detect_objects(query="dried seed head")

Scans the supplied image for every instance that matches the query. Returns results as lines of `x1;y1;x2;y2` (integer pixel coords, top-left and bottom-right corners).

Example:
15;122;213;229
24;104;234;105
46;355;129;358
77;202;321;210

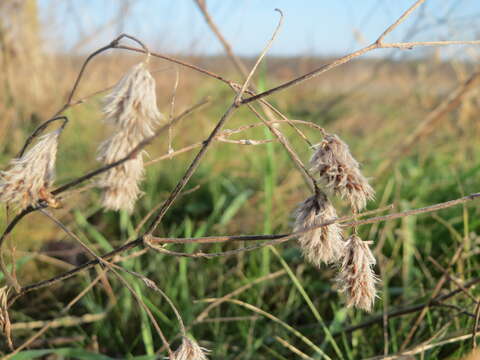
104;62;163;138
310;134;375;212
293;191;344;266
171;337;209;360
0;130;60;209
336;234;378;312
98;62;163;212
97;131;145;213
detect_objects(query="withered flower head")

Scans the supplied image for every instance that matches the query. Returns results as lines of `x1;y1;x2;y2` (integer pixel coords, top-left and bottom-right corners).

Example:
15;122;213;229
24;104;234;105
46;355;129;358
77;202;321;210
171;336;209;360
293;191;344;266
336;234;378;312
0;130;61;209
103;62;163;138
97;130;145;213
310;134;374;212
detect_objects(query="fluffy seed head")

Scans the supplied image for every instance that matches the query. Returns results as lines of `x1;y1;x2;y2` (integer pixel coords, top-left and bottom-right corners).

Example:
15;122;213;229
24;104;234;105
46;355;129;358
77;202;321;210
310;134;375;212
294;191;345;266
170;337;209;360
97;130;145;213
98;62;163;212
336;234;378;312
0;130;60;209
104;62;163;138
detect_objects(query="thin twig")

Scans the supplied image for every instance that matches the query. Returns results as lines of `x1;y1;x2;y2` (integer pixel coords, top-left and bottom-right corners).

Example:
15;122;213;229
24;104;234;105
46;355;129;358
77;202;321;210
236;9;284;103
16;116;68;158
428;256;478;303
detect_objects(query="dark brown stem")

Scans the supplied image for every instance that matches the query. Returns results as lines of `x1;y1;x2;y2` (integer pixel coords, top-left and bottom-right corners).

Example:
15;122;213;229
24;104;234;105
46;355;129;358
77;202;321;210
145;193;480;246
17;116;68;158
8;238;143;306
145;102;238;235
62;33;149;112
115;45;232;85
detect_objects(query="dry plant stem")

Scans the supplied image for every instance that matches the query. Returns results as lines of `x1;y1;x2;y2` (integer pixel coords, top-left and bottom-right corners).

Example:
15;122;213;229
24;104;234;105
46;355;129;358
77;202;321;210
8;193;478;305
247;104;317;191
157;270;286;354
61;33;149;112
38;210;173;355
473;302;480;348
146;118;313;166
241;1;479;105
0;98;209;283
194;270;286;323
6;271;105;358
108;9;478;111
144;11;283;235
337;276;480;336
400;246;464;350
194;0;313;147
428;256;478;303
9;238;142;305
116;45;231;85
109;268;173;357
258;100;317;145
148;193;479;246
12;313;105;331
274;335;314;360
148;205;392;246
17;116;68;158
168;68;180;154
201;298;331;359
368;329;480;360
52;97;209;196
236;8;284;102
376;0;426;44
193;0;249;77
144;102;237;235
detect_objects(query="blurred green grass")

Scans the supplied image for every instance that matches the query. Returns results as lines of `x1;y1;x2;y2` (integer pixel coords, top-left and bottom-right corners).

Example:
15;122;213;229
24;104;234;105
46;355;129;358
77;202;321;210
2;64;480;360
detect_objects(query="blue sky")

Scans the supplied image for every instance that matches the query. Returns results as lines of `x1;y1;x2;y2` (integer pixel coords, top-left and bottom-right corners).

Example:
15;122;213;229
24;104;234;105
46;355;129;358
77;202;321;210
38;0;480;57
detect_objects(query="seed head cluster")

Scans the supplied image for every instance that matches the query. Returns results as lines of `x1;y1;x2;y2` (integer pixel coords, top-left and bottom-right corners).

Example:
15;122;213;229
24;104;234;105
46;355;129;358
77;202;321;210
336;234;377;312
293;132;378;311
97;62;163;212
294;191;344;266
171;337;209;360
310;134;374;212
0;130;61;209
